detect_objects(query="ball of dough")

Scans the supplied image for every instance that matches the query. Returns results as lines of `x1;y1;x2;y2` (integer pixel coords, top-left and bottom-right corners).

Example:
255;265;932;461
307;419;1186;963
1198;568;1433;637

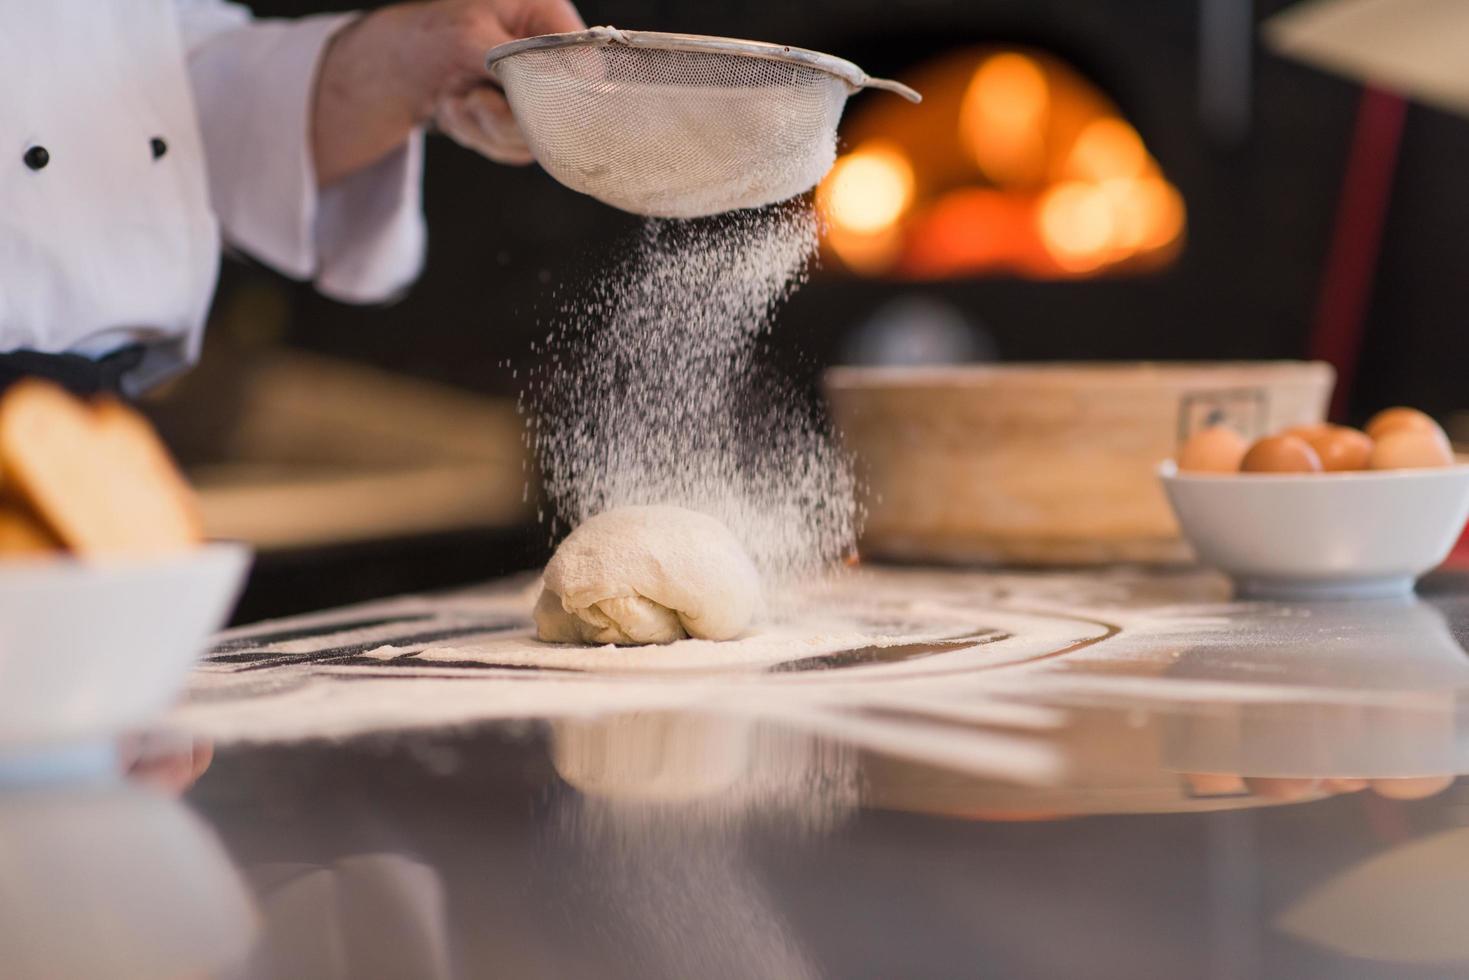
534;505;762;646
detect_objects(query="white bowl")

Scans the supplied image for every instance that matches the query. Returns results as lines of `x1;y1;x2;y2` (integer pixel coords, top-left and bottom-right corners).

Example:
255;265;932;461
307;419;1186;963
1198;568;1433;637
0;543;251;751
1159;463;1469;599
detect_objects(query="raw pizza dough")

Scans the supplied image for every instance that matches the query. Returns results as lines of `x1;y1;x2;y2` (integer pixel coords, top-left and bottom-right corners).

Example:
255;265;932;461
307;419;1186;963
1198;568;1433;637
534;505;762;645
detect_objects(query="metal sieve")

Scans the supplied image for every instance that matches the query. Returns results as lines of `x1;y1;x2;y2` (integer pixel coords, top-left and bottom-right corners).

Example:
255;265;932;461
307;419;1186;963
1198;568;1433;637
485;26;921;219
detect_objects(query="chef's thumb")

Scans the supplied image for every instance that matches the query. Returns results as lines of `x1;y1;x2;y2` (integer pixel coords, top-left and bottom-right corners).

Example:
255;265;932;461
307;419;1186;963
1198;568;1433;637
435;87;535;166
521;0;587;37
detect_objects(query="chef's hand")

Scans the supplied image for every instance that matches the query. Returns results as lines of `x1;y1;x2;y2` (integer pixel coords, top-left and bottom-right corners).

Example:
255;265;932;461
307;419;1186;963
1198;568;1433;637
312;0;586;186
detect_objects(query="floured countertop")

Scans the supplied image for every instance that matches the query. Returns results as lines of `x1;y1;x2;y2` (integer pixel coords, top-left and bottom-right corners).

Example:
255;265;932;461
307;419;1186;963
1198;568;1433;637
173;564;1469;786
19;564;1469;980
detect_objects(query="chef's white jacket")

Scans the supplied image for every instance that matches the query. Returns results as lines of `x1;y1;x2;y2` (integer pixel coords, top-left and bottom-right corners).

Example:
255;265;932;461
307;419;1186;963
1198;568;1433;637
0;0;426;390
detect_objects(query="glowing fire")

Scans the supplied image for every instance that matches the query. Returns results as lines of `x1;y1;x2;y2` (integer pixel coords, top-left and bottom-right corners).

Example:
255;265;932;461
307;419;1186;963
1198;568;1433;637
1065;117;1151;182
821;141;915;235
1037;181;1118;272
816;47;1186;280
819;141;916;272
1100;176;1185;252
961;53;1051;187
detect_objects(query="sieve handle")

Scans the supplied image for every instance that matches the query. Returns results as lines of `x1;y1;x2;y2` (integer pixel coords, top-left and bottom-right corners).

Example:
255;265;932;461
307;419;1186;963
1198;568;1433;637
863;77;922;103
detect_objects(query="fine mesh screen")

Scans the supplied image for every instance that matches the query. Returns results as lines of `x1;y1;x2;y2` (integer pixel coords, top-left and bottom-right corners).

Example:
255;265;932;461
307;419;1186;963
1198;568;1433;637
496;45;852;218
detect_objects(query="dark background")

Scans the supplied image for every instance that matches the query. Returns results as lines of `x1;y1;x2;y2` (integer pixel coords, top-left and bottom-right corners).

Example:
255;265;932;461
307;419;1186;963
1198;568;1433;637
211;0;1469;423
190;0;1469;620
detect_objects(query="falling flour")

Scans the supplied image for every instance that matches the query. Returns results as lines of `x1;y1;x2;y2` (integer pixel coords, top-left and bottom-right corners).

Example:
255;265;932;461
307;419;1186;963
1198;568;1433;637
525;201;858;588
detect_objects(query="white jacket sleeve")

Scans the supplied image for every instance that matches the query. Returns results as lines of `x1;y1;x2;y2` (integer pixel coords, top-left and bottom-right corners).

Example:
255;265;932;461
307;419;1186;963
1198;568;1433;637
175;1;427;303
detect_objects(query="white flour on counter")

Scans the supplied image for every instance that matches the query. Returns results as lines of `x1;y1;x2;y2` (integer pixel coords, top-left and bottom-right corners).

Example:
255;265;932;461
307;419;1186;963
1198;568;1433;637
524;202;858;585
172;569;1118;782
173;566;1469;790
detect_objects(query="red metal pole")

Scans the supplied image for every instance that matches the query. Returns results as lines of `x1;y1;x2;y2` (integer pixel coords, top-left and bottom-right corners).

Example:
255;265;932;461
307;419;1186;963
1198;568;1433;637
1306;86;1408;422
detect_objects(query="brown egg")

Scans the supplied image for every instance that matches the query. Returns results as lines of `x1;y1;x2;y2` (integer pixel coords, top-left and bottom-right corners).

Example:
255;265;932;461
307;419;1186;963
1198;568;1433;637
1365;406;1441;441
1177;425;1248;473
1368;427;1454;470
1282;422;1333;442
1240;434;1323;473
1304;426;1374;472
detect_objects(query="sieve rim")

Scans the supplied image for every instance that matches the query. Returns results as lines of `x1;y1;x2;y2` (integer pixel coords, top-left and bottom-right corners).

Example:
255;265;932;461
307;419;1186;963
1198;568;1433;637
485;26;922;103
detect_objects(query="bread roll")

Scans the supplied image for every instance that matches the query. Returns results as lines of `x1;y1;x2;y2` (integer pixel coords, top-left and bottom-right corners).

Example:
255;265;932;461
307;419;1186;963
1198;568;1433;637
0;380;202;555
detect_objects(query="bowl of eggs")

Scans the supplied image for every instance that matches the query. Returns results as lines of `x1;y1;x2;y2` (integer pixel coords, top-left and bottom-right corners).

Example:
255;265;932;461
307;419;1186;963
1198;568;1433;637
1160;408;1469;599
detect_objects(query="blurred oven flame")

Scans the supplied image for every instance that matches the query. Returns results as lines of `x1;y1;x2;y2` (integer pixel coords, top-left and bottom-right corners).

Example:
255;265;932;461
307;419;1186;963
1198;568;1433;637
1037;181;1118;272
819;141;915;273
818;46;1187;280
961;53;1051;186
1099;176;1185;252
900;189;1048;279
820;141;915;234
1064;117;1152;182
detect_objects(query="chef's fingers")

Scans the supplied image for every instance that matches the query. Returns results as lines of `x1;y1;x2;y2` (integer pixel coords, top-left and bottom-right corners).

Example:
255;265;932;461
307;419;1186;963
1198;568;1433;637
1369;775;1456;800
519;0;586;37
436;87;535;165
455;0;585;78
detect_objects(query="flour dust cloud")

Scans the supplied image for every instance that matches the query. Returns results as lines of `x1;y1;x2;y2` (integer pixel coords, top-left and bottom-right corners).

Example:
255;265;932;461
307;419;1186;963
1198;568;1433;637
525;202;858;584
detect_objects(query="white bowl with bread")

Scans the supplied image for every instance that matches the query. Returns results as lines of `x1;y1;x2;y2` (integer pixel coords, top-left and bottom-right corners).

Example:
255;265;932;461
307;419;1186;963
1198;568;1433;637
1160;407;1469;599
0;381;251;754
